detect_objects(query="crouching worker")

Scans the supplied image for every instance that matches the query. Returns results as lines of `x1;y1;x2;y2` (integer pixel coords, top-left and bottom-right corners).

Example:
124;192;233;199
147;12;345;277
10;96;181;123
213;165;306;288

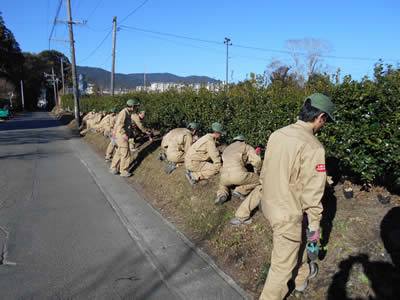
259;93;335;300
184;122;225;184
96;108;117;136
215;135;261;205
109;99;139;177
159;122;199;174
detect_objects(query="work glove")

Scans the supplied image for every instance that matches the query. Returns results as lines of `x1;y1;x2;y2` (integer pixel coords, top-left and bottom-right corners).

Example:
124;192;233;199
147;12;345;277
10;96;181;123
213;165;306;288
255;147;261;153
112;134;116;139
306;229;320;261
123;135;129;141
307;230;320;243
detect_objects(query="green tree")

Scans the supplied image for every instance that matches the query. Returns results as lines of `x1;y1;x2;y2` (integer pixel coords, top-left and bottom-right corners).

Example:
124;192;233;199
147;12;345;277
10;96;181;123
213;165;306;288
0;12;24;85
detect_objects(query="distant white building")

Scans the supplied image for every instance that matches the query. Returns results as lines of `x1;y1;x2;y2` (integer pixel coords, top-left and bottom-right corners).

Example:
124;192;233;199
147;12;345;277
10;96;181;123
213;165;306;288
146;82;221;93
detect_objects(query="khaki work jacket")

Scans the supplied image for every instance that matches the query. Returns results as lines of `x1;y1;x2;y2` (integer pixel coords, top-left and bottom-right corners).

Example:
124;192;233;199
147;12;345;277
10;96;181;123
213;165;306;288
221;141;261;174
130;114;148;137
161;128;193;153
83;111;96;122
97;114;115;132
185;134;221;166
261;120;326;232
114;108;132;141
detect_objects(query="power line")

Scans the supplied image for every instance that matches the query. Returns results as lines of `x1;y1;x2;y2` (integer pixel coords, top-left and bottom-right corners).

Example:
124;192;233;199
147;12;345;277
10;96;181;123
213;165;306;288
48;0;63;49
86;0;104;21
119;0;151;24
120;25;398;63
120;25;222;45
78;29;113;64
120;27;224;54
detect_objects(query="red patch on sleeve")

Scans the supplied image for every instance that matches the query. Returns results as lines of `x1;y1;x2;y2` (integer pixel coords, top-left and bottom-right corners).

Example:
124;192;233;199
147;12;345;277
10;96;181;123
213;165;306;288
315;164;326;172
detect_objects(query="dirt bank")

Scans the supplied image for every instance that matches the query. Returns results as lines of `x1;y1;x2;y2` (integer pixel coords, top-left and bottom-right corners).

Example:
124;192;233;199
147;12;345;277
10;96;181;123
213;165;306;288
80;127;400;300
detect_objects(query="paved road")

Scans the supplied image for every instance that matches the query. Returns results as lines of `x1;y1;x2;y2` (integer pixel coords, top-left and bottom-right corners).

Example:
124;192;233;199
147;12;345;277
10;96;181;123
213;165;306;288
0;112;250;300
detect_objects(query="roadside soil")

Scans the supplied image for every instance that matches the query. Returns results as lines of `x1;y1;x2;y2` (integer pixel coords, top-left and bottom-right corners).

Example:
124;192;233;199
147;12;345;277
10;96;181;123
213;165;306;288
61;114;400;300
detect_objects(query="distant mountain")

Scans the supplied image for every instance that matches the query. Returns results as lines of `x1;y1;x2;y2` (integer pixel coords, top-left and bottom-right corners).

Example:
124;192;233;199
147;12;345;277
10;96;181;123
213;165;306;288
76;66;220;89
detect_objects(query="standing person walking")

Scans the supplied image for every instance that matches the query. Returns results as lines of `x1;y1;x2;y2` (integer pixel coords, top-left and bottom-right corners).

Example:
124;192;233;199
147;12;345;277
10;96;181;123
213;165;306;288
109;99;139;177
259;93;335;300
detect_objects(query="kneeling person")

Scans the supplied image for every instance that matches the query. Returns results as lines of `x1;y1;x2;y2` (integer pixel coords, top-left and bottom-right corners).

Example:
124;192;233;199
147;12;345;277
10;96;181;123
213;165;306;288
160;122;199;174
184;122;225;184
215;135;261;205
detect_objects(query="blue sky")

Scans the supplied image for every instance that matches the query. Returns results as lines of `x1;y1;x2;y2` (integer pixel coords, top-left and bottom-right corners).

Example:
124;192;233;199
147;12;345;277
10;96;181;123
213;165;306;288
2;0;399;82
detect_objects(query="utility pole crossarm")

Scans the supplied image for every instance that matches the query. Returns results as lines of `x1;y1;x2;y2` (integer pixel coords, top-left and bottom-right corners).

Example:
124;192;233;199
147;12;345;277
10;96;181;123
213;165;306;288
56;20;87;25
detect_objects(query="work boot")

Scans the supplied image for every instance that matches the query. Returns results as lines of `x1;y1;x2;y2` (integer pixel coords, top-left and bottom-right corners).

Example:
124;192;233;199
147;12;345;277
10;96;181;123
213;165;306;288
185;170;197;185
232;191;246;201
230;217;252;226
105;157;112;162
214;193;228;205
295;262;319;292
165;162;177;174
120;172;132;178
157;153;167;161
109;169;119;175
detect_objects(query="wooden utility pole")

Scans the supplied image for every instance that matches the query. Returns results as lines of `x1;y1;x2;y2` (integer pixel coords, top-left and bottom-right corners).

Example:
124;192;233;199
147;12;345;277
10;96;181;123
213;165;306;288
53;2;85;124
111;16;117;96
20;80;25;110
60;57;65;95
66;0;80;126
224;37;232;90
51;67;57;107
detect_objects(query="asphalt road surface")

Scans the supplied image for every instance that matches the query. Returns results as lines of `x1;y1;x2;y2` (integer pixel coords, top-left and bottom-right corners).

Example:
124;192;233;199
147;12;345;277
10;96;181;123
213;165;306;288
0;112;249;300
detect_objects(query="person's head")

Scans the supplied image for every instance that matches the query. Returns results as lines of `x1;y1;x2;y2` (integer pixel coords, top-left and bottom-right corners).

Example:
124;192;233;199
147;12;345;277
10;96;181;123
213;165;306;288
91;109;96;114
211;122;226;139
232;135;245;143
110;108;117;115
187;122;199;135
102;110;107;116
138;111;146;119
126;99;140;111
298;93;335;133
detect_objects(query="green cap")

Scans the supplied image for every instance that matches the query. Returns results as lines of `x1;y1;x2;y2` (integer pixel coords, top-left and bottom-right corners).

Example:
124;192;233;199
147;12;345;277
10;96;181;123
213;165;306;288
232;135;245;142
127;99;140;106
139;110;146;114
211;122;226;135
110;108;117;113
187;122;199;130
306;93;335;121
91;108;96;112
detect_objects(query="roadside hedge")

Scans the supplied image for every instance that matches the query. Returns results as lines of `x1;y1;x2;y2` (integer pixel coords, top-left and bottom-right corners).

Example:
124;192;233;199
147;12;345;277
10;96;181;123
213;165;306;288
61;63;400;186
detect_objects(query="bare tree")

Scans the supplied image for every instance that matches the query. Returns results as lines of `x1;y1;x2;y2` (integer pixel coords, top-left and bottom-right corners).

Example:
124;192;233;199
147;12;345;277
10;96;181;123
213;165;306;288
285;38;333;84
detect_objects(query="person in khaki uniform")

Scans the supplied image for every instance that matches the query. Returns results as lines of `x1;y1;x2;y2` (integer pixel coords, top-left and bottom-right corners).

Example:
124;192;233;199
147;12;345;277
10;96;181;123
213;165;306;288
79;109;96;131
184;122;225;184
259;93;335;300
80;111;104;135
159;122;199;174
129;110;152;152
215;135;261;205
96;108;117;136
109;99;139;177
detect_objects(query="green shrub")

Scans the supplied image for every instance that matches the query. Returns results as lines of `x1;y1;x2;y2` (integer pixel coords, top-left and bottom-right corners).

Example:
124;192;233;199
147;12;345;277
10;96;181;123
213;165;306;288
60;63;400;186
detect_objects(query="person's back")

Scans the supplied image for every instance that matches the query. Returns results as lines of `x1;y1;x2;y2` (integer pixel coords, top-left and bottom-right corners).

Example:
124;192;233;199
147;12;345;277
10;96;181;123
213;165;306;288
262;121;325;226
165;128;192;152
185;134;215;162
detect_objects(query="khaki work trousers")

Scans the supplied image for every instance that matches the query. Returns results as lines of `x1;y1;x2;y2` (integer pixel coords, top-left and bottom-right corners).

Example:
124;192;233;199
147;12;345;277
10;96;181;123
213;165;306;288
235;185;262;219
105;139;115;159
259;222;309;300
166;148;185;164
217;169;259;197
110;140;131;175
186;160;220;181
